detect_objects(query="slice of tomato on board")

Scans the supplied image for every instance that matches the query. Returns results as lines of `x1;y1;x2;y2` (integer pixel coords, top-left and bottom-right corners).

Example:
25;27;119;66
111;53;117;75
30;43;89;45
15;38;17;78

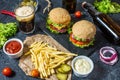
76;41;85;45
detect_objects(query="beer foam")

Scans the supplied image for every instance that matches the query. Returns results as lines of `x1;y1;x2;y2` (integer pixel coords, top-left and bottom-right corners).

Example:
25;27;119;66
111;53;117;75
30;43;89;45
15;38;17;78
15;6;34;16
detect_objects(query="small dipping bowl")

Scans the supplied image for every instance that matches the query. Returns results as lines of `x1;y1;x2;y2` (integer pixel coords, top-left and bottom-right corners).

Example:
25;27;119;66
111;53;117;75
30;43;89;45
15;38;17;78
3;38;23;58
72;55;94;77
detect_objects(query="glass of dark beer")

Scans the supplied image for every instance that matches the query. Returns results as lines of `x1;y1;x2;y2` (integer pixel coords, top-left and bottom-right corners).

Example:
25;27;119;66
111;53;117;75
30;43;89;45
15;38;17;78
15;5;35;34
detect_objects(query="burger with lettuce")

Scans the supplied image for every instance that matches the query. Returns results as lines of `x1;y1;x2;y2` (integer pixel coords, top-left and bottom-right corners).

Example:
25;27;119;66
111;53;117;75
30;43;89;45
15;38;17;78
46;7;71;33
69;20;96;48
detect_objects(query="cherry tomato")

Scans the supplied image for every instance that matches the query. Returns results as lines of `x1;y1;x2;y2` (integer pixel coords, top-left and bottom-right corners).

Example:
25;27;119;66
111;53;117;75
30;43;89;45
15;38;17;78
31;69;40;78
2;67;12;77
74;11;82;18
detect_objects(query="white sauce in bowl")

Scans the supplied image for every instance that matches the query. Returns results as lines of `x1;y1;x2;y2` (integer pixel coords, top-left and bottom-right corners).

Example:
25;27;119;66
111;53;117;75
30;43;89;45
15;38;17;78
75;58;91;74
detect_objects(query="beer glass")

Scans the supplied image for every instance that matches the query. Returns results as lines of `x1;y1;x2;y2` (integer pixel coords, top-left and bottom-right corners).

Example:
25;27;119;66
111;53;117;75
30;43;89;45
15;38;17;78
15;5;35;34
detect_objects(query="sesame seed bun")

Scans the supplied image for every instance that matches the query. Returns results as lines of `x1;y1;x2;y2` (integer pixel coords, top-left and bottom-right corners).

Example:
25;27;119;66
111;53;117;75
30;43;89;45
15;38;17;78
49;7;71;25
72;20;96;40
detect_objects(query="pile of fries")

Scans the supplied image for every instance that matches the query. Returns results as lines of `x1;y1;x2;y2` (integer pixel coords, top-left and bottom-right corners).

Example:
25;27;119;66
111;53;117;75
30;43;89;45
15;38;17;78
24;41;77;79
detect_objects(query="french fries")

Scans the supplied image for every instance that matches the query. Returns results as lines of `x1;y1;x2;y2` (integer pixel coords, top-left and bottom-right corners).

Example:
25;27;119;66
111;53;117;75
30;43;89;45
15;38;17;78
24;41;77;79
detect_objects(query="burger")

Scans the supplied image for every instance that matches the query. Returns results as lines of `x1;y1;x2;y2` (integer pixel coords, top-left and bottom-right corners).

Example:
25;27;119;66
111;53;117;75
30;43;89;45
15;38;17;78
69;20;96;48
46;7;71;33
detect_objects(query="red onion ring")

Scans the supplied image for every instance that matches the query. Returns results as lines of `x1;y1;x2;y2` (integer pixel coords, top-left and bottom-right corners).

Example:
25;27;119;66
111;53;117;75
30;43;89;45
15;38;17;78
99;46;118;65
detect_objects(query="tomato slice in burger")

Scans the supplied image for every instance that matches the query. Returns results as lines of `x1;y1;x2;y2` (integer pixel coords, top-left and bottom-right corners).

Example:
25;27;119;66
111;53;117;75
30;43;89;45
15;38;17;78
70;33;90;46
70;33;77;43
76;39;90;45
76;41;84;45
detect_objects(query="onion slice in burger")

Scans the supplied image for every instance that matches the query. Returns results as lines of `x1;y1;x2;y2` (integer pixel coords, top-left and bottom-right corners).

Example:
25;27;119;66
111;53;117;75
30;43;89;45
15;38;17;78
99;46;118;65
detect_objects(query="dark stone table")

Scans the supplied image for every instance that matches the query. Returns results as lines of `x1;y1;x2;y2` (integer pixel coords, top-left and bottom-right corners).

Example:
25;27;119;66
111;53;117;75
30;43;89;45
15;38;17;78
0;0;120;80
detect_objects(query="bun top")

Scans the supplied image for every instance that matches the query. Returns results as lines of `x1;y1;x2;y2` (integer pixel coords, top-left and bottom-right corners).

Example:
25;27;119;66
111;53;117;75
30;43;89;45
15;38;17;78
72;20;96;40
49;7;71;25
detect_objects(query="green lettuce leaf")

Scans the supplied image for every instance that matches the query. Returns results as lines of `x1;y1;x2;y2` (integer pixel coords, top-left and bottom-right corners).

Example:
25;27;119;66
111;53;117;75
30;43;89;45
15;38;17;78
0;22;17;48
94;0;120;14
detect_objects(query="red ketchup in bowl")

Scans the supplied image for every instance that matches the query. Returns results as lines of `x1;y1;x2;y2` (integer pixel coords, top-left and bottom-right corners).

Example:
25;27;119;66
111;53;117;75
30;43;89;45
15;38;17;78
5;41;21;54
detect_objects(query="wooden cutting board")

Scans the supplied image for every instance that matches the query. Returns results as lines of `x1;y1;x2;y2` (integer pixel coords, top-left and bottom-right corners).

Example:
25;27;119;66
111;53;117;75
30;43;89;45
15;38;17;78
19;34;72;80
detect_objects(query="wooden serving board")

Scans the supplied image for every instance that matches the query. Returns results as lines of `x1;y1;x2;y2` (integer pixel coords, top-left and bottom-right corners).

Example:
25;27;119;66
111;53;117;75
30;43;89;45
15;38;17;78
19;34;72;80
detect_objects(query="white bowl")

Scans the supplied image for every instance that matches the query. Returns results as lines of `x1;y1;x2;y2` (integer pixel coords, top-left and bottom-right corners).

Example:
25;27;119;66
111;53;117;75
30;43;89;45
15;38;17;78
3;38;24;58
72;55;94;77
